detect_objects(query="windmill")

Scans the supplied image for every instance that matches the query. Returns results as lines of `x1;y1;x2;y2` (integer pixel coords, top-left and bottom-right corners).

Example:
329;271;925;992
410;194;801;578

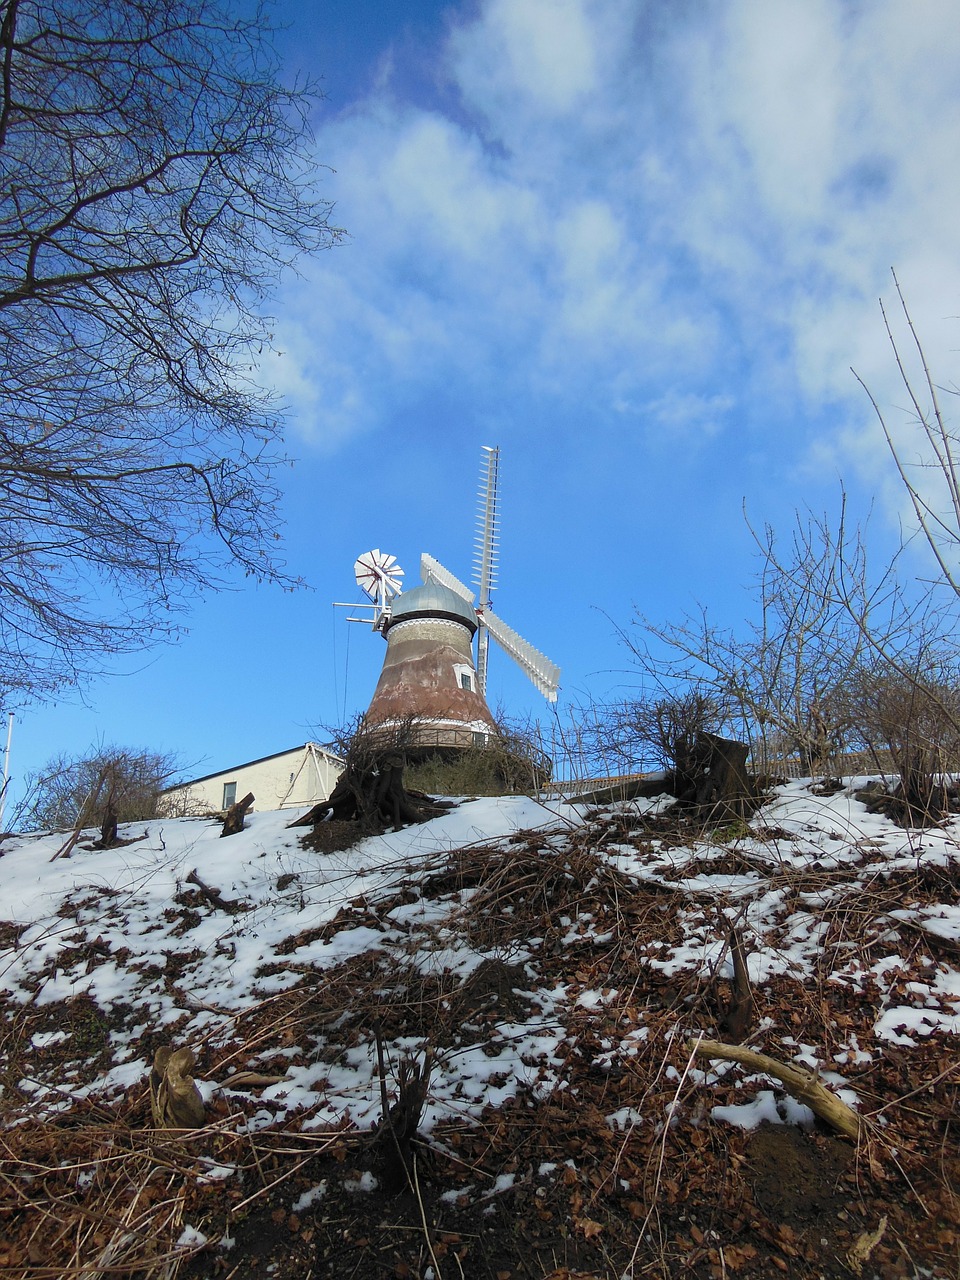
343;446;560;749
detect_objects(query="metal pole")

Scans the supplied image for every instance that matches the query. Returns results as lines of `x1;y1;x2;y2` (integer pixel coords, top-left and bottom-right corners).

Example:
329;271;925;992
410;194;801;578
0;711;14;830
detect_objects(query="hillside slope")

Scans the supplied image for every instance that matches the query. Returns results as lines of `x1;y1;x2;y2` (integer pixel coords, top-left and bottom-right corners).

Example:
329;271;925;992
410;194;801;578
0;781;957;1278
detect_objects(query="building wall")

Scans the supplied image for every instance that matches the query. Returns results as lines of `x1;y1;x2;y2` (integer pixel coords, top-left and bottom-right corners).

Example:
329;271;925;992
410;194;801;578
161;743;343;815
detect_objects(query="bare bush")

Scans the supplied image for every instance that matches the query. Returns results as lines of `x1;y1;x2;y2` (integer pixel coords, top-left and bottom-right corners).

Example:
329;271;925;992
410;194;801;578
24;745;181;833
588;687;728;777
322;711;551;811
842;661;960;822
625;511;877;776
405;712;551;796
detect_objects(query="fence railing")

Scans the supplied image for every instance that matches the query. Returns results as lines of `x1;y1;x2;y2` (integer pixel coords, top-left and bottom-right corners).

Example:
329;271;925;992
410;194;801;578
544;751;899;798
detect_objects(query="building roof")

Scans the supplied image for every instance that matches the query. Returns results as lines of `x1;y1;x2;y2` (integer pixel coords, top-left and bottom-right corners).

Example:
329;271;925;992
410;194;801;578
163;742;343;791
386;581;478;633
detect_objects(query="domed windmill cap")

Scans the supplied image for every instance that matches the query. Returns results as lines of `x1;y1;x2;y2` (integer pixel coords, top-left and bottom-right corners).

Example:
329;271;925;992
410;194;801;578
386;580;479;634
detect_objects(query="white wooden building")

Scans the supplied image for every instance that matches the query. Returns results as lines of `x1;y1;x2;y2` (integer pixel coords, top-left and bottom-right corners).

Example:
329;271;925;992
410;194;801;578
161;742;343;816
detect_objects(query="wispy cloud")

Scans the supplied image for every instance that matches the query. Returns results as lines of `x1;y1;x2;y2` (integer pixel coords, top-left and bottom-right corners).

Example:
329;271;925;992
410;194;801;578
271;0;960;486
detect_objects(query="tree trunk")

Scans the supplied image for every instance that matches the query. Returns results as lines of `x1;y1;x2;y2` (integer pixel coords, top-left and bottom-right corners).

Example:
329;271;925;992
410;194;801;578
292;752;450;834
673;732;754;820
221;791;254;837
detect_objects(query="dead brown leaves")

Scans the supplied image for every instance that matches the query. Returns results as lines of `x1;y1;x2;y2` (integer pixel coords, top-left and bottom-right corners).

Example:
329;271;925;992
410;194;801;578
2;805;960;1277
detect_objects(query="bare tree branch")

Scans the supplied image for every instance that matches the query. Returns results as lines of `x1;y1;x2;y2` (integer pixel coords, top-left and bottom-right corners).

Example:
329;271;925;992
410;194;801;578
0;0;343;705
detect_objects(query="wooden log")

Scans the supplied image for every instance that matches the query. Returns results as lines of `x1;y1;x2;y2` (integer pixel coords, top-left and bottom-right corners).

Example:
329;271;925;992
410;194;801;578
286;802;329;828
567;774;671;807
185;868;247;913
222;1070;286;1089
220;791;254;837
688;1037;862;1140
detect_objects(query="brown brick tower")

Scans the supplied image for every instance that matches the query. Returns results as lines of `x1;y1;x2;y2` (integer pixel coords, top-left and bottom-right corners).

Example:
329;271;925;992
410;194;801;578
363;580;499;750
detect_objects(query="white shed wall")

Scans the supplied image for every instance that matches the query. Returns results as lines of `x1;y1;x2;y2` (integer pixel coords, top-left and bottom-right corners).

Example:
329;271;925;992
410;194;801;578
161;744;342;815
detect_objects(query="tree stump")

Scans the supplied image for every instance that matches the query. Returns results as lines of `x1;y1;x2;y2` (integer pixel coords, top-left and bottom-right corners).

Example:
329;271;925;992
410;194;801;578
371;1029;433;1192
221;791;254;837
674;732;754;820
149;1045;205;1129
293;753;450;834
719;926;754;1040
98;798;119;849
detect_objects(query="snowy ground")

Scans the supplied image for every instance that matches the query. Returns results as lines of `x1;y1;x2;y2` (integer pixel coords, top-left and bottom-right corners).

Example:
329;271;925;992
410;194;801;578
1;795;580;1126
1;779;958;1278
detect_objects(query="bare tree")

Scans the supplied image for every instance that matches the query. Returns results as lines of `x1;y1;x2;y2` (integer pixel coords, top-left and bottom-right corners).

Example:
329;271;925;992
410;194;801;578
842;658;960;824
0;0;342;704
613;279;960;817
627;510;878;775
25;744;181;833
855;271;960;601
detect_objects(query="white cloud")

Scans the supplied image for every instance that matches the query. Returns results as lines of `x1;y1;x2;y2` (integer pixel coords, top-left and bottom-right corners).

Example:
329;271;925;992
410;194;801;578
642;390;735;441
268;0;960;484
449;0;602;120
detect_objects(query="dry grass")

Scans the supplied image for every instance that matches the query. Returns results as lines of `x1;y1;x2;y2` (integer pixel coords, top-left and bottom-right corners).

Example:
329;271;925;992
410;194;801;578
2;800;959;1277
0;1106;346;1279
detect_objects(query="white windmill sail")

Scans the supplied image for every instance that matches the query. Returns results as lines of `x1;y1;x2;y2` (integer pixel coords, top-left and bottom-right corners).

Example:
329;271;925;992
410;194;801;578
355;549;404;602
481;610;560;702
473;445;500;693
351;548;405;628
419;446;560;703
420;552;475;604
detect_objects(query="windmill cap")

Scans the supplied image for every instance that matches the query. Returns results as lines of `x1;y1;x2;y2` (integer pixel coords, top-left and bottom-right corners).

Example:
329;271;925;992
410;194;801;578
386;581;478;633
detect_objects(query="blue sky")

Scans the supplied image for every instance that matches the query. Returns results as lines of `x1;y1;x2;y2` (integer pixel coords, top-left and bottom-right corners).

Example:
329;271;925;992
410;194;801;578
7;0;960;815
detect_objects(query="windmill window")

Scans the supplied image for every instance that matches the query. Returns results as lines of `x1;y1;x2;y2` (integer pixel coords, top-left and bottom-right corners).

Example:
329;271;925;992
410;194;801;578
460;672;473;691
222;781;237;809
473;732;487;748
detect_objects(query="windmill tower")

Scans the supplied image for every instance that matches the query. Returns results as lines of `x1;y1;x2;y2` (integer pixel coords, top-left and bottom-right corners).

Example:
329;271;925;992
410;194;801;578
344;447;560;752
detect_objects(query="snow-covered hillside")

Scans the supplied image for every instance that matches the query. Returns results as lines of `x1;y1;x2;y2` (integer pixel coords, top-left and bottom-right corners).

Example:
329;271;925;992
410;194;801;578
1;780;958;1279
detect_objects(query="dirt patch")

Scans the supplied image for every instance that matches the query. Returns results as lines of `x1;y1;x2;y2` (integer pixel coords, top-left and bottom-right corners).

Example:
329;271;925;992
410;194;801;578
746;1123;853;1223
299;818;366;853
0;920;25;950
452;957;532;1021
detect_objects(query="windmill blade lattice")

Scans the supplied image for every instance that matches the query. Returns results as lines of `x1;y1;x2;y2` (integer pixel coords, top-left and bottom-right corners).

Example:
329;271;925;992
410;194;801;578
473;445;500;694
482;609;560;702
421;553;475;604
473;444;500;605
